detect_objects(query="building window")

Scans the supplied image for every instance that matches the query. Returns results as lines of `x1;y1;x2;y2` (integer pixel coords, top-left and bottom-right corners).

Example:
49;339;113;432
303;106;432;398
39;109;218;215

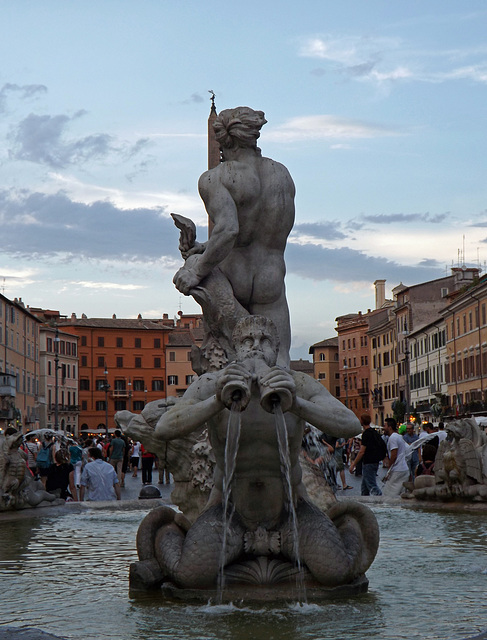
135;338;141;348
167;375;178;386
116;337;123;348
47;337;53;352
81;355;88;367
318;373;326;379
152;379;164;391
96;400;106;411
96;379;106;390
81;336;87;346
169;351;176;362
98;337;104;347
116;357;124;368
133;379;145;391
319;353;325;361
186;375;195;385
154;338;161;348
98;356;105;368
133;400;144;411
135;357;142;368
114;400;126;411
154;357;161;368
114;379;126;391
80;379;90;391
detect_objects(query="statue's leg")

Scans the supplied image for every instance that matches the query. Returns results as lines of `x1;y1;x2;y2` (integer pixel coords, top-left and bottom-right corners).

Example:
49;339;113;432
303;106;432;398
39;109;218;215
250;288;291;367
154;504;246;588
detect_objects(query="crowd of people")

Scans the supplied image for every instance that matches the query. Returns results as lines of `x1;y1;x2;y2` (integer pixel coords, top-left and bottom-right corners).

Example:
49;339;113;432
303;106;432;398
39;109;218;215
11;414;451;505
304;415;449;499
16;430;171;503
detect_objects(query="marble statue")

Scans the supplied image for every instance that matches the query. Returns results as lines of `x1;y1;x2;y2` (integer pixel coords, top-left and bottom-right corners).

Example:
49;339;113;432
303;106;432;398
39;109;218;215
172;106;294;369
406;418;487;502
124;106;380;599
0;431;61;510
128;315;379;593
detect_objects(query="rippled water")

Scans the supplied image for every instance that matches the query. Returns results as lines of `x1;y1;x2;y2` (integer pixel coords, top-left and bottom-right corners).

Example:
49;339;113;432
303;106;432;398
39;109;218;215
1;505;486;640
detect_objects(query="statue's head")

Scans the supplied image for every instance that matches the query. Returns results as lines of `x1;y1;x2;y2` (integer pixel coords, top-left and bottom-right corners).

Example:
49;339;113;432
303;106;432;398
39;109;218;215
232;315;279;367
213;107;267;155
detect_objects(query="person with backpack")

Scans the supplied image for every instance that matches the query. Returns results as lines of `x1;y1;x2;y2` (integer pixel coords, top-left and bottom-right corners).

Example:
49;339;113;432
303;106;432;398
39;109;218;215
349;414;386;496
383;418;410;497
36;436;55;487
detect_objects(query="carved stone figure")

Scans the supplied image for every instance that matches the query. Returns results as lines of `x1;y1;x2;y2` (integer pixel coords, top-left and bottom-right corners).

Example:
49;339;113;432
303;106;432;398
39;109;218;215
408;419;487;502
0;431;61;510
127;106;380;599
172;106;295;369
129;316;379;593
116;400;215;524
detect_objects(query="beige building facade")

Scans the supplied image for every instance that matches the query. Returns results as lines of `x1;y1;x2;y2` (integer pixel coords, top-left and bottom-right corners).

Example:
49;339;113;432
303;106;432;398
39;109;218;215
308;337;340;398
0;296;41;431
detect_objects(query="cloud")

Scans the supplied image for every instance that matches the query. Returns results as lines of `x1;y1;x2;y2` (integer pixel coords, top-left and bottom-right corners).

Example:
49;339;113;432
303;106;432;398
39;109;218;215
298;34;487;87
0;189;188;262
0;82;47;113
292;221;347;242
418;258;443;268
8;111;149;169
182;93;205;104
361;212;449;224
285;242;442;285
266;115;402;143
69;281;147;291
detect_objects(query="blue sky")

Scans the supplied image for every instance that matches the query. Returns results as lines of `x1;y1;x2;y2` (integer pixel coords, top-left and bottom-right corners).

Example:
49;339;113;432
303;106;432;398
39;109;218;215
1;1;487;359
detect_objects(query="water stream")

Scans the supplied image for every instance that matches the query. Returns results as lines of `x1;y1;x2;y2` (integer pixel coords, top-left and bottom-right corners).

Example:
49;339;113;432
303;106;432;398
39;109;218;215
273;401;306;603
217;400;242;603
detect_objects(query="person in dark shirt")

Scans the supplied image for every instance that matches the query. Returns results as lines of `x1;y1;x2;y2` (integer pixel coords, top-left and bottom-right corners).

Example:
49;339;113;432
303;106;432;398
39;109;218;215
46;450;77;501
349;414;384;496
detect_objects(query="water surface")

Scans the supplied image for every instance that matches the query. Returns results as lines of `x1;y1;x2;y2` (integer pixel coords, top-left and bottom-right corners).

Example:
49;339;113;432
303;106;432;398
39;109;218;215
1;505;486;640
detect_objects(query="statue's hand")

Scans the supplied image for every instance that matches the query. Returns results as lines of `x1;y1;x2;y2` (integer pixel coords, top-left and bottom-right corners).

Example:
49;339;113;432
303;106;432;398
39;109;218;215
216;363;252;409
173;264;202;295
181;241;206;260
259;367;297;408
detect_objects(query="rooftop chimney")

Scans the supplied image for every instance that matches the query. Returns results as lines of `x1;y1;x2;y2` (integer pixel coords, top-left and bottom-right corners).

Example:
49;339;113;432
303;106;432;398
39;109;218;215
374;279;386;309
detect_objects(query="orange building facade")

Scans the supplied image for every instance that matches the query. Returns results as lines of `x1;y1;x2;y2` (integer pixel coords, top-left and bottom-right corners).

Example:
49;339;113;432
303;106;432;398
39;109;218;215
58;314;175;435
336;312;371;419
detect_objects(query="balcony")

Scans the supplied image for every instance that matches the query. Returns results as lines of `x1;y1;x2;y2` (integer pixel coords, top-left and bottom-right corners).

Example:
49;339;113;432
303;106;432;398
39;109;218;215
358;387;369;396
0;408;14;420
0;375;16;398
49;404;80;413
110;389;130;399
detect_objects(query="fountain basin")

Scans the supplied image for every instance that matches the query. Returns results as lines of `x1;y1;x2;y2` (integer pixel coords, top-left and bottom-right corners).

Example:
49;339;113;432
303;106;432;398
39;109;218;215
0;501;486;640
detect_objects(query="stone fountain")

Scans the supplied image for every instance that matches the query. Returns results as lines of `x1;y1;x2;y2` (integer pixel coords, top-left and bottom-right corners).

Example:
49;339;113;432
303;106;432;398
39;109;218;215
116;106;380;602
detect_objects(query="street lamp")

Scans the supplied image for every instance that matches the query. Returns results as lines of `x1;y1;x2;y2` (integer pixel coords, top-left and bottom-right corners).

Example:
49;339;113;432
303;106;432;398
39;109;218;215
127;377;132;412
54;328;60;431
402;322;410;423
101;365;110;437
343;359;349;408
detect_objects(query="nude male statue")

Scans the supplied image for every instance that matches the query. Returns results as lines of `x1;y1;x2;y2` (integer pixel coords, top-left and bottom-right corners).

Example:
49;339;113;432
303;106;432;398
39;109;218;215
149;316;378;588
172;107;295;365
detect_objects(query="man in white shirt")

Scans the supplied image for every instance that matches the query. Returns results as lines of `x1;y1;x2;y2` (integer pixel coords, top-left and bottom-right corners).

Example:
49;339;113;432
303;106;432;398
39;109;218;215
80;447;121;501
383;418;410;498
